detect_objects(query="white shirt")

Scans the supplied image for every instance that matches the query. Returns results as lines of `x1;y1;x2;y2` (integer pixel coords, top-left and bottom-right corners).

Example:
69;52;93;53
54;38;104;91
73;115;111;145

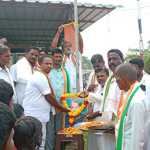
0;66;17;103
10;57;34;105
142;71;150;85
65;56;77;93
89;84;103;112
102;77;121;119
23;71;51;123
122;85;145;150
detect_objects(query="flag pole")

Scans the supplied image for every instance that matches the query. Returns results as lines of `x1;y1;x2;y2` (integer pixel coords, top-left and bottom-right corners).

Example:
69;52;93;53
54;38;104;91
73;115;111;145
137;0;144;58
74;0;82;92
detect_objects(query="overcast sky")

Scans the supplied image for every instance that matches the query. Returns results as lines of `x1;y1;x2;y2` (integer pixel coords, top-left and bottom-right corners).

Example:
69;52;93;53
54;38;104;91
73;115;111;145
75;0;150;59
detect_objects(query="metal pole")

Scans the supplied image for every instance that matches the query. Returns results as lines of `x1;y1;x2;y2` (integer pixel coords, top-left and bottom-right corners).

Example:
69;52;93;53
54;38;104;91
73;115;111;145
74;0;82;92
137;0;144;55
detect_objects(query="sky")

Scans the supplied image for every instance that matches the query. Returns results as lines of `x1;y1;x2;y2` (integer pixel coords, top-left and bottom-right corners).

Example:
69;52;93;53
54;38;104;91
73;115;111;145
74;0;150;59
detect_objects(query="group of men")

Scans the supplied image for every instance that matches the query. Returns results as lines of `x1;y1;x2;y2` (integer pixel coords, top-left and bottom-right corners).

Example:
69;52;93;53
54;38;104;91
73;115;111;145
0;32;150;150
86;49;150;150
0;40;78;150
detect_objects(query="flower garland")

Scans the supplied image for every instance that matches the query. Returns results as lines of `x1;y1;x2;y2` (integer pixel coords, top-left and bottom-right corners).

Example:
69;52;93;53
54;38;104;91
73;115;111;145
61;93;89;126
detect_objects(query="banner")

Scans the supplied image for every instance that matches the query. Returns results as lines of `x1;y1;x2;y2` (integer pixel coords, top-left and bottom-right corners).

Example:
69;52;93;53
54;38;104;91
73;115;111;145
64;22;83;53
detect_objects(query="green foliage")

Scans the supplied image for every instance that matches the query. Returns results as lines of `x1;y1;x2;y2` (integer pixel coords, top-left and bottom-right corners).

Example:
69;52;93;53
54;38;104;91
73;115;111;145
82;56;92;70
125;54;140;62
125;49;150;74
144;50;150;74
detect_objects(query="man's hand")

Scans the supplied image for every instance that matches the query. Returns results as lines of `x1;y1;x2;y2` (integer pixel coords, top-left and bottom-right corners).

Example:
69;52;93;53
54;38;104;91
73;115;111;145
58;107;70;113
79;91;89;98
57;24;64;33
86;111;102;120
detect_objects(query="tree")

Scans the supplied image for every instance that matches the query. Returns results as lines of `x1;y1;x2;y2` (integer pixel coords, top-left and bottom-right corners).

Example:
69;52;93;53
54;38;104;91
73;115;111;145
82;56;92;70
144;50;150;74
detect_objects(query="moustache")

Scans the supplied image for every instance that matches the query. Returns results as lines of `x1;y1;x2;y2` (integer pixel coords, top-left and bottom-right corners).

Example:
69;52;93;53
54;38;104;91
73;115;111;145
109;63;117;68
31;57;37;61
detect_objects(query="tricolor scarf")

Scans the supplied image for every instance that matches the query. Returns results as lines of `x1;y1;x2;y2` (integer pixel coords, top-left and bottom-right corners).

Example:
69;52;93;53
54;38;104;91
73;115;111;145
61;67;71;93
116;82;141;150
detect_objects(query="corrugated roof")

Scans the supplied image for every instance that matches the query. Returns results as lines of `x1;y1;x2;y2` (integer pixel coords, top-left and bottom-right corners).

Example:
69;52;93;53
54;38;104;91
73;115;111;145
0;0;116;49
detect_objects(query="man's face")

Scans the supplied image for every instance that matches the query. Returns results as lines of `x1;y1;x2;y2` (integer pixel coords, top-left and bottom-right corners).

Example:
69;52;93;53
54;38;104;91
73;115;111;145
40;57;53;74
26;49;39;66
108;52;123;73
115;73;130;91
0;50;11;66
64;41;72;55
93;62;105;72
96;71;108;87
130;64;143;81
52;53;63;68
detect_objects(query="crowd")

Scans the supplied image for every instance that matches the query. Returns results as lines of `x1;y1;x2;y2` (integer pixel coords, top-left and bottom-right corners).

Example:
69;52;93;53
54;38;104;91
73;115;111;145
0;26;150;150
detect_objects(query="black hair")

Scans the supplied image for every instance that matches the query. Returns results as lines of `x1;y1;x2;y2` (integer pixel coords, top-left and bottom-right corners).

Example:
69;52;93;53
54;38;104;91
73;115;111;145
91;54;104;65
14;116;42;150
25;47;40;53
25;116;42;148
129;58;144;68
51;48;63;56
40;49;48;55
38;55;51;65
107;49;124;61
0;102;16;150
0;79;14;105
13;104;24;119
96;68;109;76
0;44;10;54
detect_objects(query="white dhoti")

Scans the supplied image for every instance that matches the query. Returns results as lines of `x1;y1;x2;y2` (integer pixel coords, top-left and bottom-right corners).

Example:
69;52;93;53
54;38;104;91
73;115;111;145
39;122;47;150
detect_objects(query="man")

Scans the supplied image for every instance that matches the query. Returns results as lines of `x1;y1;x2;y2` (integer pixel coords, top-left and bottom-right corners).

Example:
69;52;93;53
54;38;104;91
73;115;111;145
23;55;69;150
62;41;78;93
87;49;124;150
51;24;83;92
39;49;48;56
101;49;124;118
10;47;39;105
115;64;145;150
129;57;150;85
49;48;70;129
14;116;42;150
87;54;105;92
0;102;16;150
88;68;109;113
129;57;144;82
129;58;150;150
0;37;7;45
0;44;16;103
129;57;150;95
47;48;71;149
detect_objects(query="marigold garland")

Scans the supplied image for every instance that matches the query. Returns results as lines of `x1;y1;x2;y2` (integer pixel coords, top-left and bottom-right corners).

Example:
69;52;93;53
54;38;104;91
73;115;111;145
61;92;89;126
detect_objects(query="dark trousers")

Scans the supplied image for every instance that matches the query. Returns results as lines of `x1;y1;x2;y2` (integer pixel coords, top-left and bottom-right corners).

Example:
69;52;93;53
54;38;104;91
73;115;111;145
45;112;63;150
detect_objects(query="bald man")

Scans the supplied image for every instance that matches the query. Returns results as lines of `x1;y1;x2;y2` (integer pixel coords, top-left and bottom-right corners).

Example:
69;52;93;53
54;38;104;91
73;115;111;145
115;64;146;150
